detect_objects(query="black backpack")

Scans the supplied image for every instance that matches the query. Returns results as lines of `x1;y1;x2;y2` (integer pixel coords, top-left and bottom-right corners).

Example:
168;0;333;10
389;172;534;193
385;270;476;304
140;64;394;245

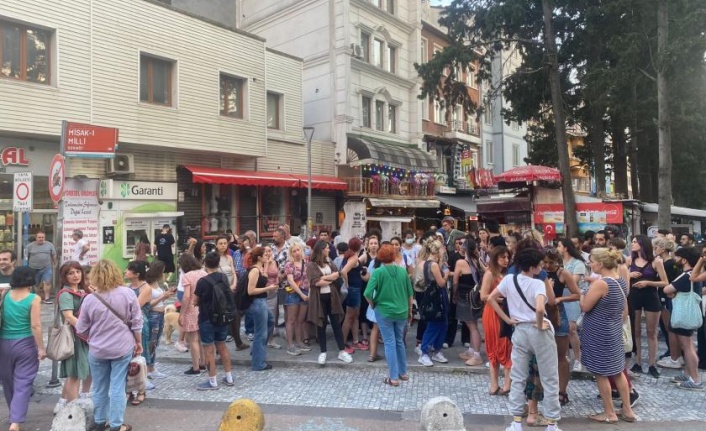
234;268;255;312
205;274;237;326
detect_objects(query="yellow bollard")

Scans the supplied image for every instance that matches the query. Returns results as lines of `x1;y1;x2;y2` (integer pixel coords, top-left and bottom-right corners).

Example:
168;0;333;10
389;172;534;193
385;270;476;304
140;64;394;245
218;398;265;431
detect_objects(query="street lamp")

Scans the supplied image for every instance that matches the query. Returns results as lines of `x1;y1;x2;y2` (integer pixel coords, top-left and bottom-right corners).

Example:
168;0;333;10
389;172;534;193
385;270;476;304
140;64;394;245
303;126;315;238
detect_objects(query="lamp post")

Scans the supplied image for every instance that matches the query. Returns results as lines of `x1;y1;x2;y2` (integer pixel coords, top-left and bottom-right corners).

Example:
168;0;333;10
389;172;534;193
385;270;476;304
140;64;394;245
303;126;315;238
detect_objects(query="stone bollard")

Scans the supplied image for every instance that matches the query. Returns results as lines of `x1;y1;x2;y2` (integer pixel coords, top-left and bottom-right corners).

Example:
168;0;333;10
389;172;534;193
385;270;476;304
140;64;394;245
51;398;94;431
218;398;265;431
420;396;465;431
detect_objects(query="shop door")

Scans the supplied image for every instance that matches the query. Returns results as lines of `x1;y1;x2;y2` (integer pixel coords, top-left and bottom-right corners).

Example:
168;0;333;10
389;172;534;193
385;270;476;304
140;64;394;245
22;210;58;263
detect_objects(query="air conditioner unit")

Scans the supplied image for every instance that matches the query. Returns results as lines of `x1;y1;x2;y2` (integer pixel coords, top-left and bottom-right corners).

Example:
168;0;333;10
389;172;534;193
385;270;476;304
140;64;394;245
106;154;134;175
350;43;363;58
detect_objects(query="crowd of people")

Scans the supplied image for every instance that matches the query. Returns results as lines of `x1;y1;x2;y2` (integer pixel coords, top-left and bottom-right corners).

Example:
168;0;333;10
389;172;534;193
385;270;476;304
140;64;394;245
0;220;704;431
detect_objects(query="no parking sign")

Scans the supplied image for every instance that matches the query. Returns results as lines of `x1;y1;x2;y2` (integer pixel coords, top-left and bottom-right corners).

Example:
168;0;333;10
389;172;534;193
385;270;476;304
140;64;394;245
13;172;33;212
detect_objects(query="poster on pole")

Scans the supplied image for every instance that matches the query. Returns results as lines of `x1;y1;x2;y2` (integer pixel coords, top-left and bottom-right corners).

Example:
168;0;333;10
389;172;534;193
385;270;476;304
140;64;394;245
60;179;100;264
340;201;367;240
12;172;33;212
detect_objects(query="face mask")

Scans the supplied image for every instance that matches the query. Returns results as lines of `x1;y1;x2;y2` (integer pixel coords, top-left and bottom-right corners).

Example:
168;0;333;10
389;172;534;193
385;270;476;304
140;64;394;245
405;238;415;245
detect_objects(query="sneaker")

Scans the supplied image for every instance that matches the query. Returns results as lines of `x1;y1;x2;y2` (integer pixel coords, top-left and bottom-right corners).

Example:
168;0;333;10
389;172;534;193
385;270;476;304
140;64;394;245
648;365;660;378
657;357;683;369
678;380;704;391
442;343;449;349
671;373;691;383
53;398;67;414
338;351;353;364
221;377;234;387
354;341;369;351
286;347;302;356
175;341;188;353
184;368;202;375
464;342;470;348
630;363;643;374
572;361;584;372
318;353;327;365
196;381;219;391
148;371;167;380
225;335;234;342
267;341;282;349
247;333;254;341
414;345;422;356
431;351;449;363
297;343;312;352
678;356;685;365
418;354;434;367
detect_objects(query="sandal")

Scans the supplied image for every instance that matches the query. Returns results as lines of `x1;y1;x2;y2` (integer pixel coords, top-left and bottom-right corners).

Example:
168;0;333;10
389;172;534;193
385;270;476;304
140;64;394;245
499;388;511;396
383;377;400;387
367;354;382;362
399;374;409;381
489;387;502;396
131;392;145;406
527;413;550;427
588;414;618;424
110;425;133;431
618;412;636;423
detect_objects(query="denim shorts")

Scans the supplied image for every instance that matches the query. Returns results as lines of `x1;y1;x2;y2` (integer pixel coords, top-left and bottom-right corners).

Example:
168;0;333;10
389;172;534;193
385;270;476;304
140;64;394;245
176;290;184;302
34;266;52;284
198;319;229;345
344;286;362;308
284;289;309;306
555;304;570;337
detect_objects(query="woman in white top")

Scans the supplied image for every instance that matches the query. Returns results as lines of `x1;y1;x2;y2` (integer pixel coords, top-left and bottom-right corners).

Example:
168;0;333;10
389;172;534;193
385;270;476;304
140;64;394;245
557;238;587;372
145;261;174;379
216;237;237;289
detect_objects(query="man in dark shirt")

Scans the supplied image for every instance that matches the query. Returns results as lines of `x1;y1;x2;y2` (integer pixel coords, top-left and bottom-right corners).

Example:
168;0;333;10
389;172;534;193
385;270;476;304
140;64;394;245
194;252;234;391
154;224;176;283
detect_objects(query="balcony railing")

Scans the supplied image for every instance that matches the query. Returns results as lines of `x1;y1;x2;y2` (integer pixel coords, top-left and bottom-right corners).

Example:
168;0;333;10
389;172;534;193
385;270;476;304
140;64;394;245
343;177;436;199
446;120;480;137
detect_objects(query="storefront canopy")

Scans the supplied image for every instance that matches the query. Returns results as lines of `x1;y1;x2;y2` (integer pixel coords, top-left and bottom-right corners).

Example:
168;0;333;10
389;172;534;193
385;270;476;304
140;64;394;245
347;135;438;171
184;166;347;190
367;198;440;208
642;203;706;219
476;198;532;214
436;194;478;216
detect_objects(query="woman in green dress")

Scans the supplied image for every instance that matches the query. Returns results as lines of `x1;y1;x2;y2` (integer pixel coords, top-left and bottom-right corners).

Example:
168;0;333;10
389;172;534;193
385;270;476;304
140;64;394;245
54;261;93;414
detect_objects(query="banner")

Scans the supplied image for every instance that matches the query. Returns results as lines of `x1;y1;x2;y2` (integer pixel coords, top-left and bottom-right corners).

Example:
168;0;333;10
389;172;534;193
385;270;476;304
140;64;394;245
61;179;100;264
340;201;367;241
534;202;623;225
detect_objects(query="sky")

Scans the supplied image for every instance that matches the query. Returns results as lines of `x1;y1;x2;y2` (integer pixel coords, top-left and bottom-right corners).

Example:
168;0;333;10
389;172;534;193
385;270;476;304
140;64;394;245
430;0;453;5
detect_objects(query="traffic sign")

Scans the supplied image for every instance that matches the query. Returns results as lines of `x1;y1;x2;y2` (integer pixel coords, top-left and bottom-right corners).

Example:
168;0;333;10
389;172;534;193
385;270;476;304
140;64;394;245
62;121;119;158
49;154;66;203
13;172;33;212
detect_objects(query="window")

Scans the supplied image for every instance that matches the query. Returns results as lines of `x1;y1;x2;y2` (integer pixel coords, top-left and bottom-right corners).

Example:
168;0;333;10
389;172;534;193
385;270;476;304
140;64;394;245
387;105;397;133
267;92;282;129
421;97;429;121
434;101;446;124
219;74;244;118
485;140;494;164
420;38;428;63
386;45;396;73
0;20;51;84
360;32;370;63
373;38;384;68
484;103;492;125
511;121;520;131
467;67;476;88
375;100;385;131
140;55;173;106
386;0;395;15
512;144;520;166
362;96;372;128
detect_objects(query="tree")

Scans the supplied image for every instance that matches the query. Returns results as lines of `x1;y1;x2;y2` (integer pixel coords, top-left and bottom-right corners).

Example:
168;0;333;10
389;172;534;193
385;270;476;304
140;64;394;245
656;0;672;229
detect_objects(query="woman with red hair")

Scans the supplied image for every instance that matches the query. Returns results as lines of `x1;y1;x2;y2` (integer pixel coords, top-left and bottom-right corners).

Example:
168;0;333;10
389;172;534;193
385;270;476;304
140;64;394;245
364;244;414;386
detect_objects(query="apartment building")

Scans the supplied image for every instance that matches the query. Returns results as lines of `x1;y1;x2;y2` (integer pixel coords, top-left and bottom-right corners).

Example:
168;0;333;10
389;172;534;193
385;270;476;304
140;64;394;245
0;0;340;266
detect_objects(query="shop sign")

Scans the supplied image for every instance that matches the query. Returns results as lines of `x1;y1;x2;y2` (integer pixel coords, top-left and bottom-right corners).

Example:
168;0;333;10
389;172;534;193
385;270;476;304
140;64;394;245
99;180;178;201
534;202;623;224
62;121;119;158
0;147;30;172
12;172;33;212
61;179;100;265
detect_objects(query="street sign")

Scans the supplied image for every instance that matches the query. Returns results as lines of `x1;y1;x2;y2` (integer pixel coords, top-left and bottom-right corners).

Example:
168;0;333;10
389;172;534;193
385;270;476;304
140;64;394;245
62;121;119;158
13;172;33;212
49;154;66;203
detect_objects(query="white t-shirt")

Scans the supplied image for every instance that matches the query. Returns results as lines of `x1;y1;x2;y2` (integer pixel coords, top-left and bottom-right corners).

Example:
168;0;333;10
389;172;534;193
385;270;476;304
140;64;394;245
319;265;332;294
401;244;421;268
497;273;547;324
73;238;89;265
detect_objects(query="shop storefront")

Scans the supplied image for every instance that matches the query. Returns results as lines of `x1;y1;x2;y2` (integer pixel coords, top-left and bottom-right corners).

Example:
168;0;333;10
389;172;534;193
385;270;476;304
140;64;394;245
534;201;625;238
97;179;182;268
0;137;60;258
178;166;346;242
476;197;532;233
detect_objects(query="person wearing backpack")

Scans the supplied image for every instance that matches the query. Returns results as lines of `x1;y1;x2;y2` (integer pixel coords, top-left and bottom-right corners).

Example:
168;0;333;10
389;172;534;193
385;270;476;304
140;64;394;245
193;252;236;390
244;247;279;371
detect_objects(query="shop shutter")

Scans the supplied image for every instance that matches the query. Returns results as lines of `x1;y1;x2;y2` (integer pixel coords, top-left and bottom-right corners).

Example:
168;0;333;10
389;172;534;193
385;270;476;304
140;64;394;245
176;167;203;247
310;194;336;233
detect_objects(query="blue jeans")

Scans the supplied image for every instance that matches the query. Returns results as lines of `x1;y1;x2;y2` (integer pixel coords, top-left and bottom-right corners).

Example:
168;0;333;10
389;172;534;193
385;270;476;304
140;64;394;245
421;288;449;355
89;351;132;429
246;298;274;370
245;311;254;334
147;311;164;366
375;309;408;380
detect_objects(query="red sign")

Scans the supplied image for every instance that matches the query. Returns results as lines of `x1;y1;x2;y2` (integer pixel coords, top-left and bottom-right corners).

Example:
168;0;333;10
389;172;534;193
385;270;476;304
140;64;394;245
534;202;624;224
63;122;119;158
48;154;66;203
1;147;30;167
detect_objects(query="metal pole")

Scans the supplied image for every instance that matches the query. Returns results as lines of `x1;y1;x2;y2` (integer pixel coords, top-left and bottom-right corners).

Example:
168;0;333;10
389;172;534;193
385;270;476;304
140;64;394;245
303;127;315;238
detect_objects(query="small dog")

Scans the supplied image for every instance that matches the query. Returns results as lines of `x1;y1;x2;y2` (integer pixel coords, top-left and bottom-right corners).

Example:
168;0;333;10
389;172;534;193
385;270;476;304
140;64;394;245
163;304;181;345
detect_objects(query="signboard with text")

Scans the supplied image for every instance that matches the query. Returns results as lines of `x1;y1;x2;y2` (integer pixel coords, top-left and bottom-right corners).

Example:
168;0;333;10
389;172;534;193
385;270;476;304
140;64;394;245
62;121;119;158
534;202;624;225
12;172;33;212
99;180;178;200
61;179;100;264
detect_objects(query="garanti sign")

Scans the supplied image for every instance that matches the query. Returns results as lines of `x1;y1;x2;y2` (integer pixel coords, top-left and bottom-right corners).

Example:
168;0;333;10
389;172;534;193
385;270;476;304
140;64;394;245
99;180;178;200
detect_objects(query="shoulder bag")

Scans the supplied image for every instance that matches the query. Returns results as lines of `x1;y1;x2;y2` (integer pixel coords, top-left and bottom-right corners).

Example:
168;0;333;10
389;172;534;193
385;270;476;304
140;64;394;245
499;274;550;338
46;300;75;361
419;261;445;322
610;277;633;353
93;292;133;332
671;273;703;330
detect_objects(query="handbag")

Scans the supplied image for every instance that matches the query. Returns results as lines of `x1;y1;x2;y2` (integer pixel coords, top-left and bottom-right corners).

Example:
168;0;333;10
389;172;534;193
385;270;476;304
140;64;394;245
611;277;633;353
498;299;514;338
46;303;75;361
671;277;703;330
419;261;445;322
126;355;147;393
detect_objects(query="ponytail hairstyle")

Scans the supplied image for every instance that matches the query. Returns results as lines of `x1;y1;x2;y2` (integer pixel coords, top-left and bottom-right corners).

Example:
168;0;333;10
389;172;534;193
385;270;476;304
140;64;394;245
558;237;584;262
590;247;623;270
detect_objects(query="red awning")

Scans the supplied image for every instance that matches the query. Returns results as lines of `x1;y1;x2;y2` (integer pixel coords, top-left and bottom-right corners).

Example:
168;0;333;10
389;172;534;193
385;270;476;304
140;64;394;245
184;166;347;191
